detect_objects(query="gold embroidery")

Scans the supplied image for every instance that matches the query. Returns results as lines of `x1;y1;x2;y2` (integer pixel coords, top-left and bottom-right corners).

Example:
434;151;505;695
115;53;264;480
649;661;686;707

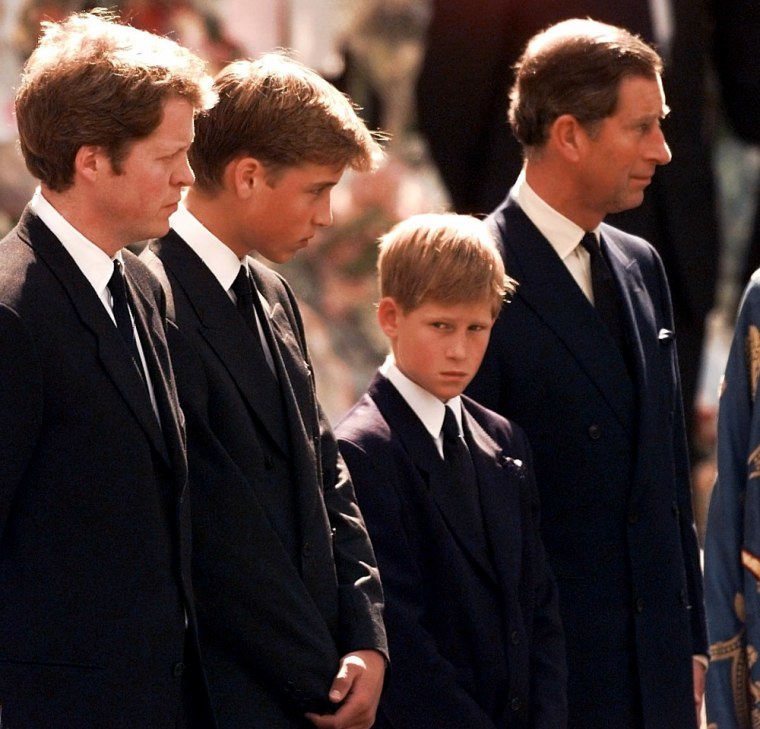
744;550;760;582
749;447;760;481
746;325;760;402
709;594;760;728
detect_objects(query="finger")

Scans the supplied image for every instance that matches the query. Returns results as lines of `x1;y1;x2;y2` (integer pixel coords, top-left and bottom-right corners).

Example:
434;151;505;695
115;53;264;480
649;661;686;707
328;660;355;703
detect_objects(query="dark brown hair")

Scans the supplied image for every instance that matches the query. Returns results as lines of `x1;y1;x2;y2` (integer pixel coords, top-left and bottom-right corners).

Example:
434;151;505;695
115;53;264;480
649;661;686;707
509;18;663;151
15;9;216;191
189;52;385;193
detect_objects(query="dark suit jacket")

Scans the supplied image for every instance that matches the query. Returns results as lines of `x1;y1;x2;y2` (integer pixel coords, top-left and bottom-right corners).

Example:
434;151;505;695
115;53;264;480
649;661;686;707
336;374;566;728
416;0;718;439
148;231;387;729
467;195;706;728
0;208;201;728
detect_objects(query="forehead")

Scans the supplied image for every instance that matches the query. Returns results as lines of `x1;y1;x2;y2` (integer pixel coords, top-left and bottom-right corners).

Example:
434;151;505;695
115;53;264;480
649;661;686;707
133;97;195;151
412;297;495;319
613;74;667;118
273;161;345;187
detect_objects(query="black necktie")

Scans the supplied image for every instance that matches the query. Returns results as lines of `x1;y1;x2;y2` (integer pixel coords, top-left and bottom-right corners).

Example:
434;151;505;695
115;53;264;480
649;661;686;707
232;266;263;336
231;265;276;375
441;406;486;550
579;233;627;354
108;260;144;377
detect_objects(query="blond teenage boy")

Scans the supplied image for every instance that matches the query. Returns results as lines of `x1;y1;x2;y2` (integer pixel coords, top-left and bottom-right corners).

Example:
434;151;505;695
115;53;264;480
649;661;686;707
335;213;566;728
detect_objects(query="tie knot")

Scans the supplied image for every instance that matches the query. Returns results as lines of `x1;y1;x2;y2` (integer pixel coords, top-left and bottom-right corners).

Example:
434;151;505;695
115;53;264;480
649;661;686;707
441;406;461;443
232;265;254;306
108;259;127;298
579;232;600;257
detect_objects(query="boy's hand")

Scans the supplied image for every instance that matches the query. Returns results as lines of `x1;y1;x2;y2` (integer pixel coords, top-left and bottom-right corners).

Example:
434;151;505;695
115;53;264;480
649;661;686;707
305;649;386;729
693;657;706;728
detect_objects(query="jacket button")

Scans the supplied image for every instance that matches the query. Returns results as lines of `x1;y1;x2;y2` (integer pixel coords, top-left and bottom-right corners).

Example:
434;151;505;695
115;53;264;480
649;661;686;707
172;662;185;677
302;542;312;558
511;697;523;712
587;425;601;440
511;630;520;645
634;597;644;613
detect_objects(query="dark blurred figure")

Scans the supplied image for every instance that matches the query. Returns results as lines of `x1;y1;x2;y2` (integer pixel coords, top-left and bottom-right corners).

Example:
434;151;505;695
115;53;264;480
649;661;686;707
716;0;760;288
416;0;719;461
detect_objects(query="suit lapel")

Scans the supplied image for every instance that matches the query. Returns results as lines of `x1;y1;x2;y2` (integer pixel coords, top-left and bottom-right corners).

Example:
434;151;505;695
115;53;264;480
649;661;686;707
24;212;170;466
602;227;655;401
493;198;636;434
153;233;290;454
464;403;524;594
369;375;497;584
248;261;318;443
123;260;183;475
248;260;325;535
257;289;316;423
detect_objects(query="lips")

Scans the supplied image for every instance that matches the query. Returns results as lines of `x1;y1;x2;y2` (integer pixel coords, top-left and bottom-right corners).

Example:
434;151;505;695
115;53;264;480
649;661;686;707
631;174;653;185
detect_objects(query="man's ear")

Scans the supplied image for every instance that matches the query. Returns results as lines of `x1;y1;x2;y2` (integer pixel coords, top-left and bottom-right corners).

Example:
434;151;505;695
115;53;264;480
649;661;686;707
548;113;586;163
74;145;106;182
377;296;401;338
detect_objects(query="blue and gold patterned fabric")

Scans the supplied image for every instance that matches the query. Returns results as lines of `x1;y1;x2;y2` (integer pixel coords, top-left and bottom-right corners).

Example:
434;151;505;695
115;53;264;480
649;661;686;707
706;271;760;729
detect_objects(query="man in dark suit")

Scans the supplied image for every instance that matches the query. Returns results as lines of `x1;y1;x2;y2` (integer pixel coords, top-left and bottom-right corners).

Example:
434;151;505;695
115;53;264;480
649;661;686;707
0;10;216;728
417;0;718;459
466;19;706;729
336;213;566;728
145;54;387;729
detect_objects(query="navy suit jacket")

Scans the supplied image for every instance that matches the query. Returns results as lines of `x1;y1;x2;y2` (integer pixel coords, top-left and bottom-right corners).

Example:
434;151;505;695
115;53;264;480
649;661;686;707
148;232;387;729
467;195;706;728
336;373;566;728
0;208;202;728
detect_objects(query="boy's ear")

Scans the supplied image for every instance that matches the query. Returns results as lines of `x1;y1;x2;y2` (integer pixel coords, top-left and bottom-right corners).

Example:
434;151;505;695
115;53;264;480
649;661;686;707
228;156;266;199
377;297;401;338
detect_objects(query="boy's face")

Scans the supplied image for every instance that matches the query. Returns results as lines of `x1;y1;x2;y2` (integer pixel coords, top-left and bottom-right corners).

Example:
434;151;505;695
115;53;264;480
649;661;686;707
243;161;344;263
378;296;495;402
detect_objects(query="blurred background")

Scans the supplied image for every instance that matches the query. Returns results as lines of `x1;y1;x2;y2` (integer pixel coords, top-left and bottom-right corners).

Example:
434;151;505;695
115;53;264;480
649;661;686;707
2;0;760;543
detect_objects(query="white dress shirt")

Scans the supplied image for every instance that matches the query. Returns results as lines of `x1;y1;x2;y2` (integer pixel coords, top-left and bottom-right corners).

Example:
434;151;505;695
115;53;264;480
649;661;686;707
380;354;463;458
513;170;601;304
170;204;277;373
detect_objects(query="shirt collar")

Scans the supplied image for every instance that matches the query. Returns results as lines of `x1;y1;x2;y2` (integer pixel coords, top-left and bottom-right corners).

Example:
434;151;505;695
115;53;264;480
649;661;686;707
379;354;463;440
170;203;243;291
513;169;599;256
30;187;119;297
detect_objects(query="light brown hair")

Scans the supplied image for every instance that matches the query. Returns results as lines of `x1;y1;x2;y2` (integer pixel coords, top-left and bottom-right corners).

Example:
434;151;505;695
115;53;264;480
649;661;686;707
189;52;385;192
15;9;216;192
378;213;515;318
509;18;663;151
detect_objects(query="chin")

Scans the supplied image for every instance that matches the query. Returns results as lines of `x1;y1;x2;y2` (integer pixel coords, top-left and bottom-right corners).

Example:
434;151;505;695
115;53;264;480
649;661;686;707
271;250;299;265
142;219;172;240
